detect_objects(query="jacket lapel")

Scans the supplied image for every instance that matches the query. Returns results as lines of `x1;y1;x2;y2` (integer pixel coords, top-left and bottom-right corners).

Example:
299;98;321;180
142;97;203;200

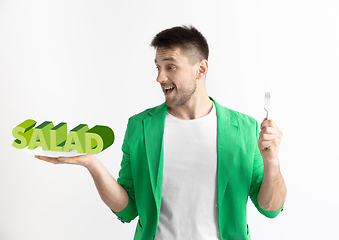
143;103;167;210
213;99;239;207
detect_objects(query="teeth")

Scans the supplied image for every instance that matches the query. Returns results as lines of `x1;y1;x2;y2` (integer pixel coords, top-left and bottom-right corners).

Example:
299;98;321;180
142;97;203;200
164;87;174;90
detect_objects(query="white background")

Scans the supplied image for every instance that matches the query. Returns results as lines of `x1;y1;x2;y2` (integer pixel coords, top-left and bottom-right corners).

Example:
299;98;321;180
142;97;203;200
1;0;338;239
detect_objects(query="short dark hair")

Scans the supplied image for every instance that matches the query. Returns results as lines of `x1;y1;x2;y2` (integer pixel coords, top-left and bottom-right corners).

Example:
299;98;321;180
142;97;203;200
150;25;209;64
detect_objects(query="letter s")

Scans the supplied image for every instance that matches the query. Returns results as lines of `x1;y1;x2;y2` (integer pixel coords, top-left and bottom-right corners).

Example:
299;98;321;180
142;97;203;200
12;119;37;149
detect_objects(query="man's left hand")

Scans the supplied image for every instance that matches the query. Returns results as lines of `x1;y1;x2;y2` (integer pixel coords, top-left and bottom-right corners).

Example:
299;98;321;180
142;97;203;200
258;119;283;163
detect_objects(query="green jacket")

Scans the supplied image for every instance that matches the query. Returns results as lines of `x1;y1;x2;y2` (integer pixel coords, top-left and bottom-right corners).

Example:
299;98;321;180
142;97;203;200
114;98;283;240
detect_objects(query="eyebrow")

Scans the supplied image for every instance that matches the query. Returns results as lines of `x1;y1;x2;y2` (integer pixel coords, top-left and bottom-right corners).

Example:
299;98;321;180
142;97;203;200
154;57;177;63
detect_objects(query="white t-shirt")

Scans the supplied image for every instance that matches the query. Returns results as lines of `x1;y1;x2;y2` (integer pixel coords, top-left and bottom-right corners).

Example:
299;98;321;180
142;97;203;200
156;103;221;240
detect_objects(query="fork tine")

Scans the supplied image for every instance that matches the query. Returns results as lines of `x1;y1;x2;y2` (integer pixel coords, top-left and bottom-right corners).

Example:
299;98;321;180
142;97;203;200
265;92;271;106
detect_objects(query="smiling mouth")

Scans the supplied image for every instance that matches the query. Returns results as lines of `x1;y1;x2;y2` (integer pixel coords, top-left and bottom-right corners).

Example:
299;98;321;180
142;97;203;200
163;86;175;95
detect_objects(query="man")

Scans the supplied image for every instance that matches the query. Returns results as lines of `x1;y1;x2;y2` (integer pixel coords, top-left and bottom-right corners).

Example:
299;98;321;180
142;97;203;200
36;25;286;240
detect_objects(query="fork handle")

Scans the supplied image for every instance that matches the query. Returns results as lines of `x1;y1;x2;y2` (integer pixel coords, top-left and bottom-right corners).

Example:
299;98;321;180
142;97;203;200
264;110;269;150
265;109;269;120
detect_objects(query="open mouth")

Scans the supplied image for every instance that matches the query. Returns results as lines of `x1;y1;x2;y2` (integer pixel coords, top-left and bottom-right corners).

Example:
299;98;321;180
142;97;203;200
164;86;175;95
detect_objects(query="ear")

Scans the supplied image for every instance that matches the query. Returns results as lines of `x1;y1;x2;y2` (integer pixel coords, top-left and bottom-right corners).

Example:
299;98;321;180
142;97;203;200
196;60;208;79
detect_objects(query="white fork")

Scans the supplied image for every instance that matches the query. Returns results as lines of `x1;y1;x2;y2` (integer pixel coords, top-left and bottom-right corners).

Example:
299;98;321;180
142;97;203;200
264;92;271;120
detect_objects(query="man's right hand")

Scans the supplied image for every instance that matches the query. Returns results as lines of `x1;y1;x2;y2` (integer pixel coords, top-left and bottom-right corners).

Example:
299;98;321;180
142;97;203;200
35;154;95;168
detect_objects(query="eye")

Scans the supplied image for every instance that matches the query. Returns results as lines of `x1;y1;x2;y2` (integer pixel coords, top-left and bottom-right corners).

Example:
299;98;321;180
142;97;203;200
168;66;175;70
155;66;160;71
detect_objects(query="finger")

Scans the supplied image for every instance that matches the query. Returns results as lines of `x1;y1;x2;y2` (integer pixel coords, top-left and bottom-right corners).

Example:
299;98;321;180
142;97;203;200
260;133;277;141
259;127;275;139
261;127;282;140
260;118;268;129
259;141;274;150
57;156;81;165
260;138;281;148
262;145;271;151
58;154;91;166
35;155;64;165
261;126;280;135
260;119;277;130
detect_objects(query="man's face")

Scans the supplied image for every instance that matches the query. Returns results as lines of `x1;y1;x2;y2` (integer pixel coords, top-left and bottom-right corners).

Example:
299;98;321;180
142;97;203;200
154;47;198;109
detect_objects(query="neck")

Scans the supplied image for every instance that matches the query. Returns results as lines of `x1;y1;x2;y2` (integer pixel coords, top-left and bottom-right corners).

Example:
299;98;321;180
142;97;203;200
167;87;213;120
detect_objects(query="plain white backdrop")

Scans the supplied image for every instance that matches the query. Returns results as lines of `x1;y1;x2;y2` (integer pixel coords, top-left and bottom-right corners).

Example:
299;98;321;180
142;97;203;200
1;0;338;239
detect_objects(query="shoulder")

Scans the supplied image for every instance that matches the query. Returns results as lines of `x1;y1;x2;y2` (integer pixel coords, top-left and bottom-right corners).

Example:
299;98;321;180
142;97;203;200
213;99;260;144
214;99;258;127
230;107;257;126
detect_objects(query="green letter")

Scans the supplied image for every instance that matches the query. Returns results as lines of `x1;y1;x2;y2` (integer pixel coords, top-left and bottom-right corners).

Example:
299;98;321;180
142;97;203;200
63;124;89;153
85;125;114;154
50;122;67;152
12;119;37;149
28;121;54;150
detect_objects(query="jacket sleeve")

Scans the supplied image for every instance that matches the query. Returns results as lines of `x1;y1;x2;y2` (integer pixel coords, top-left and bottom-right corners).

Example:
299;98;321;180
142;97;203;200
249;120;284;218
112;119;138;223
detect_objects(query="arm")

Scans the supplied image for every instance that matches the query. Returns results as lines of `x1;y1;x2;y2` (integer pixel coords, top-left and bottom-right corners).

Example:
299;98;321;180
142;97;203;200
35;154;129;213
257;119;287;211
257;159;286;211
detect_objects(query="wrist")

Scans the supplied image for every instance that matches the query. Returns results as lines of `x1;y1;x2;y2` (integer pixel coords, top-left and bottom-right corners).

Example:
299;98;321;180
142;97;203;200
83;154;99;170
263;158;281;175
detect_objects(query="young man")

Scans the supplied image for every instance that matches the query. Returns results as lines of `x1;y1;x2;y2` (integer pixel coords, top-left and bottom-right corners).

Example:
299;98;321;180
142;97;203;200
36;26;286;240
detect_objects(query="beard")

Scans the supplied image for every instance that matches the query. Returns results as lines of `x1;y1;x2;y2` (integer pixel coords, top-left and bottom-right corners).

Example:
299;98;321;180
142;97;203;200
165;77;197;109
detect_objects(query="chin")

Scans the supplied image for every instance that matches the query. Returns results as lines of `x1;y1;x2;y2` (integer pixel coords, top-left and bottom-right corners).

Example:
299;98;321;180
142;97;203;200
165;97;190;109
165;98;177;109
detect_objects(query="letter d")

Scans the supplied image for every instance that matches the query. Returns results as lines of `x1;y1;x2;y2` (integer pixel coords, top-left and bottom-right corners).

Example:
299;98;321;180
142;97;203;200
85;125;114;154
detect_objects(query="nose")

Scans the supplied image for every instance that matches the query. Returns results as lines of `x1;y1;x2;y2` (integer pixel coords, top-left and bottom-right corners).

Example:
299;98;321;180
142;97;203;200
156;69;168;83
